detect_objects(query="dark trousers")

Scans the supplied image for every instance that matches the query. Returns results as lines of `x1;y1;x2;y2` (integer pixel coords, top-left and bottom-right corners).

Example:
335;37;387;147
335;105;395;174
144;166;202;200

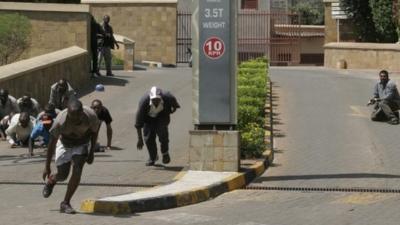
143;121;169;161
91;45;99;73
371;100;399;121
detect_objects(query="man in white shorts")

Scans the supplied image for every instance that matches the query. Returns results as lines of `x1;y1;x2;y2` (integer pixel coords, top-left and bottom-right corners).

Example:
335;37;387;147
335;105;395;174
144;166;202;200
42;100;99;214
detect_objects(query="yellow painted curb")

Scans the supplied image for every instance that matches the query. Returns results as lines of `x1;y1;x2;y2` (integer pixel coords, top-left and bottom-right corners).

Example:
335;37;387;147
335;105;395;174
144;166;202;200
80;199;95;213
176;188;210;206
224;174;246;191
173;171;187;181
250;161;266;177
80;199;131;215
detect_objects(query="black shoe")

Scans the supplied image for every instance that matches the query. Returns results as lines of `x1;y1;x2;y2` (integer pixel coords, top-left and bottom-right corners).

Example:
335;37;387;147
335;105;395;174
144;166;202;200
60;201;76;214
106;73;114;77
388;118;399;125
162;153;170;164
145;160;155;166
42;181;55;198
95;71;102;76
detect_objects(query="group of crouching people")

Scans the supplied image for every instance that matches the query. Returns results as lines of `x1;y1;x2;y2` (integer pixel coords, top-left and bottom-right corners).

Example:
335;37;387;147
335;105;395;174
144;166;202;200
0;78;112;157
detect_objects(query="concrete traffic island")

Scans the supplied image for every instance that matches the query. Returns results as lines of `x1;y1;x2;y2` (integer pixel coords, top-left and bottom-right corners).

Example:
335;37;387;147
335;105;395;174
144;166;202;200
80;152;271;215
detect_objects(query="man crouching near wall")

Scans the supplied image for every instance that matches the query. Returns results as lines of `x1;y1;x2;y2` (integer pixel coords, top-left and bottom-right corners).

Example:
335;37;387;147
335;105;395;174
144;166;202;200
42;100;100;214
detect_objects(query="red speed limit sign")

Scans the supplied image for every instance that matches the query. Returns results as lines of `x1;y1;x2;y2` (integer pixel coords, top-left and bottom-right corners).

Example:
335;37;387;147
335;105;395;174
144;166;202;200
203;37;225;59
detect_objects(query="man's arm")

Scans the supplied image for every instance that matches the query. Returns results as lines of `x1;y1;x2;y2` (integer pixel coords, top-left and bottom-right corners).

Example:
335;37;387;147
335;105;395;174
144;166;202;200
106;123;113;149
382;83;398;101
136;127;144;150
87;130;98;164
42;136;58;181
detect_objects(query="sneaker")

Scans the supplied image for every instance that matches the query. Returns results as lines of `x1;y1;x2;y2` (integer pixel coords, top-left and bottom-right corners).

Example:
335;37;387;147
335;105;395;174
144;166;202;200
145;155;159;166
145;159;155;166
42;180;55;198
162;153;170;164
388;118;399;125
60;201;76;214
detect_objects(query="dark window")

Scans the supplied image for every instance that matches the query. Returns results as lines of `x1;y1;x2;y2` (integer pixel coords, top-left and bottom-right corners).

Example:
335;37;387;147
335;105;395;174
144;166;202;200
241;0;258;9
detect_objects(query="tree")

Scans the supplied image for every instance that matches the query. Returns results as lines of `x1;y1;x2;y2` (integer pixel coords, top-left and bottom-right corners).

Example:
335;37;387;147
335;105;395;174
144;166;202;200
291;1;324;25
369;0;398;42
0;14;32;65
342;0;398;43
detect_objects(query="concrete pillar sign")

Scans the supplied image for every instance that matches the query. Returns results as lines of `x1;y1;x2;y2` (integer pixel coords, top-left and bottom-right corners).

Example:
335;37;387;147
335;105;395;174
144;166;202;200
189;0;239;172
192;0;237;127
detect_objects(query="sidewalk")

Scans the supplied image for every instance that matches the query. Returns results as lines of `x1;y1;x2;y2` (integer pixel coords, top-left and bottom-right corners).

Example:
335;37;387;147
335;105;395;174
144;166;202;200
81;153;272;214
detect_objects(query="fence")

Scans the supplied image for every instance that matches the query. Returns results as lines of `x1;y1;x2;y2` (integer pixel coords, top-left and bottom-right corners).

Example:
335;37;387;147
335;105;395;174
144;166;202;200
177;10;301;65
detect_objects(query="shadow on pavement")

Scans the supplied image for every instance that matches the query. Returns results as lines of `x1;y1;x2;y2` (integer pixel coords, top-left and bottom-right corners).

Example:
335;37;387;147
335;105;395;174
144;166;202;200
253;173;400;182
76;76;130;98
153;165;184;172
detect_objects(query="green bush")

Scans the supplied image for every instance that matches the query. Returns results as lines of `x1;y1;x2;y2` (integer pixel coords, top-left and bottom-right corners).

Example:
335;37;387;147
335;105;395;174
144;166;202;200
238;105;264;131
240;123;266;158
238;96;265;111
237;57;268;158
238;77;267;89
238;85;267;99
0;13;31;65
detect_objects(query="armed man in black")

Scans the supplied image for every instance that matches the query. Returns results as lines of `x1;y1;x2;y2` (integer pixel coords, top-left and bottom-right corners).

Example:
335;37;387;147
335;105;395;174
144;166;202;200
369;70;400;125
135;86;180;166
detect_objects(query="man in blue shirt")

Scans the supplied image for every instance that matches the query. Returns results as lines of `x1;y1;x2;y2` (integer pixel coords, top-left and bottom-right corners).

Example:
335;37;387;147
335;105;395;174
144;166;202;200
28;114;53;157
369;70;400;125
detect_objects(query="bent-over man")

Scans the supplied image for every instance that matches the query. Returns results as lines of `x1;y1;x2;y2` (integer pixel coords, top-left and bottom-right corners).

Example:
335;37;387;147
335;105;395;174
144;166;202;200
135;86;180;166
91;99;113;150
42;100;99;214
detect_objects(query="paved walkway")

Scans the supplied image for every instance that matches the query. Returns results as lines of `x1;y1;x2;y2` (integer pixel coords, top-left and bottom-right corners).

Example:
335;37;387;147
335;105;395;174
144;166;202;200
253;67;400;190
0;67;192;216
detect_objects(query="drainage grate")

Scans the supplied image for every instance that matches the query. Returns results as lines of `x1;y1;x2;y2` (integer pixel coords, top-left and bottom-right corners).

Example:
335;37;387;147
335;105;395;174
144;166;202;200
242;185;400;193
0;181;160;188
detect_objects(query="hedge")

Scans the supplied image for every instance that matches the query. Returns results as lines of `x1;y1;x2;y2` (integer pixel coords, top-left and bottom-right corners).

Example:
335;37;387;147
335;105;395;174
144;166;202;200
237;57;268;158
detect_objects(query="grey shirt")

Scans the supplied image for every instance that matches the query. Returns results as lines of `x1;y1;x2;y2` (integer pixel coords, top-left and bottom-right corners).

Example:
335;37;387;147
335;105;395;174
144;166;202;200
373;80;400;103
0;95;20;119
48;82;76;110
50;106;100;148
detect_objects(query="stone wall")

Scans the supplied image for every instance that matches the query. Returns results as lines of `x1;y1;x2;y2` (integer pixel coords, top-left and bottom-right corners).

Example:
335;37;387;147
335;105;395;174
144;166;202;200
84;0;177;65
0;47;89;107
324;42;400;71
189;130;240;172
0;2;90;61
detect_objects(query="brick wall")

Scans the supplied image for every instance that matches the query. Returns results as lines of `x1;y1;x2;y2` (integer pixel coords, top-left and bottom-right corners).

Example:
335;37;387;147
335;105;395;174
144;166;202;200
324;42;400;71
88;2;177;65
0;47;89;107
0;2;90;61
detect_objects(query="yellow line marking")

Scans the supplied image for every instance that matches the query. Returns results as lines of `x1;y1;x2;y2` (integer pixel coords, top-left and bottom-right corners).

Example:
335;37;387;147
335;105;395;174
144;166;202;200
173;171;187;181
349;105;369;118
334;193;391;205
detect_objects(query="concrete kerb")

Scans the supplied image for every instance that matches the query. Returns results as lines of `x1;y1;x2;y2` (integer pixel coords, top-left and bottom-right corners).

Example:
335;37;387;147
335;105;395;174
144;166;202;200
80;155;270;215
80;78;274;215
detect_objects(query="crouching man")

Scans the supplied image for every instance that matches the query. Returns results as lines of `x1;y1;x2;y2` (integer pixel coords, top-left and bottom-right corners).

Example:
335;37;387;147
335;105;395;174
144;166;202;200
369;70;400;125
42;100;99;214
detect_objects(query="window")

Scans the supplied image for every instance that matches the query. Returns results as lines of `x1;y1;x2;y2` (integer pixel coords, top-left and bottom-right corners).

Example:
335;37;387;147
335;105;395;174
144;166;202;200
241;0;258;10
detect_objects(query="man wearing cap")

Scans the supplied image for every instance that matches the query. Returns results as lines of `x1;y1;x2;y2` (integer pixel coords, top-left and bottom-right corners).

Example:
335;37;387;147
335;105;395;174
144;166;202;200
91;99;113;150
0;89;19;120
135;86;180;166
49;79;76;110
42;100;99;214
28;114;53;157
17;95;41;117
5;112;35;148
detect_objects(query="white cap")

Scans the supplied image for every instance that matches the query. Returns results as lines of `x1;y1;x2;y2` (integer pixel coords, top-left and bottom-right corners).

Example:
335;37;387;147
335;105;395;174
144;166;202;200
149;86;161;99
